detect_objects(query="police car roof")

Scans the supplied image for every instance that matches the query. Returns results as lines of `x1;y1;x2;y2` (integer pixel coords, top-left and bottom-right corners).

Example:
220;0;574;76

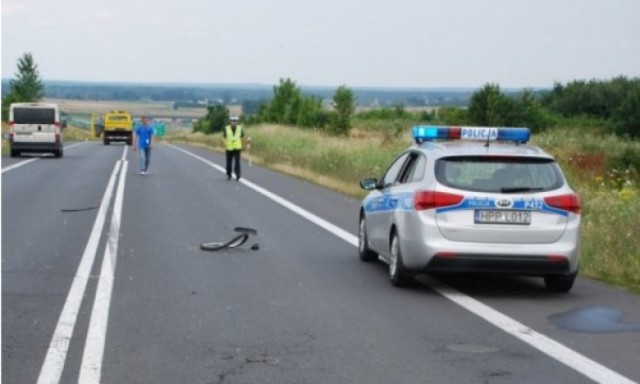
414;141;554;159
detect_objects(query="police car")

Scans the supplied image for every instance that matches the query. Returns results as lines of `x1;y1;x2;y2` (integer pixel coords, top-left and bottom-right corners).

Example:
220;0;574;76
358;126;581;292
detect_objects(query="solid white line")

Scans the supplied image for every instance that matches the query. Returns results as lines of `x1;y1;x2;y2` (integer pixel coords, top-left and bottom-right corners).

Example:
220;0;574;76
430;281;637;384
1;157;39;173
243;179;357;246
79;158;128;384
1;142;89;174
170;144;357;246
170;144;637;384
36;160;123;384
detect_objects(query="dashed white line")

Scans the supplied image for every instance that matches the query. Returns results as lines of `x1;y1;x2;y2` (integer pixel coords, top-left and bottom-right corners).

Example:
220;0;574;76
1;142;89;174
1;157;39;173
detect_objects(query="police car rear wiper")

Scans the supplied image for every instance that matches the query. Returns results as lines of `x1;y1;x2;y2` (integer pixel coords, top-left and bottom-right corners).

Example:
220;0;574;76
501;187;545;193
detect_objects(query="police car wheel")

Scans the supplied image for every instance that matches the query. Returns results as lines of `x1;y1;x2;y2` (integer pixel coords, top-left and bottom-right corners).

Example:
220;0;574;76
359;215;377;262
544;273;576;293
389;232;413;287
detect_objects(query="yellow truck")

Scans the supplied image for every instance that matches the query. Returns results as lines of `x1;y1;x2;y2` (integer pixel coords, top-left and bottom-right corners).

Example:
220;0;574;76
103;110;133;145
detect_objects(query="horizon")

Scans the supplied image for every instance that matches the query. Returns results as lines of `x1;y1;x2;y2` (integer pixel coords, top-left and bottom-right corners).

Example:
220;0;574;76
2;77;561;92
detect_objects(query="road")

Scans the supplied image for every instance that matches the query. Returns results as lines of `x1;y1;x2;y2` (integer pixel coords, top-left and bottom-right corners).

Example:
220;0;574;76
2;142;640;384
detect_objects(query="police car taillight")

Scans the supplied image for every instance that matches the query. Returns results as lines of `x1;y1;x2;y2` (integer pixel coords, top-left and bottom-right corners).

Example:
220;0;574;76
412;126;531;144
414;190;464;210
544;194;581;214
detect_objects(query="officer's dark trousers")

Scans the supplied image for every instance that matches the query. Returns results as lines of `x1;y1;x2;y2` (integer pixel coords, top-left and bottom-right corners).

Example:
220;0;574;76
225;150;241;180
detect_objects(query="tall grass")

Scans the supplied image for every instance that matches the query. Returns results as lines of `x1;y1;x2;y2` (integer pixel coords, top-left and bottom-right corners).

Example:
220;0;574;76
533;126;640;292
167;124;640;293
238;125;407;197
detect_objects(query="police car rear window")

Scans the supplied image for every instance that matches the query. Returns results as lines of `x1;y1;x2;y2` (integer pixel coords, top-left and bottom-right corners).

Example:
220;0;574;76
436;156;563;193
13;108;56;124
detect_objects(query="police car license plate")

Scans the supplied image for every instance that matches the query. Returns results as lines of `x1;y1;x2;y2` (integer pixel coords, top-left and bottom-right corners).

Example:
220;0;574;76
475;210;531;225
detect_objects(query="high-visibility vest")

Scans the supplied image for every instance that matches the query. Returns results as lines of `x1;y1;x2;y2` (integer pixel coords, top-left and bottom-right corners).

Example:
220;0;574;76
225;125;243;150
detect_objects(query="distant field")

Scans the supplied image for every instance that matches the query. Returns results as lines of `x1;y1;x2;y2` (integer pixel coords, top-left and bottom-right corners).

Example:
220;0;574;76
45;98;241;119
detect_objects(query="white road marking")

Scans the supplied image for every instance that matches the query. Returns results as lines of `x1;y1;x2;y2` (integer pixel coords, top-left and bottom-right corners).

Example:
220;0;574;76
170;145;356;246
430;281;636;384
1;142;89;174
1;157;38;173
79;156;128;383
171;144;637;384
36;145;127;384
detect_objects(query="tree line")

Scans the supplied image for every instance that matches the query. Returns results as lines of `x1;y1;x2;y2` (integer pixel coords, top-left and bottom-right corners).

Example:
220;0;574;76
452;78;640;138
194;78;356;136
195;77;640;139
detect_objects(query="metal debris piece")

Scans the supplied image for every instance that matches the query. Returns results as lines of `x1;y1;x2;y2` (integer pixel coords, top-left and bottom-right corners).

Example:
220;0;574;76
61;205;99;212
200;227;259;252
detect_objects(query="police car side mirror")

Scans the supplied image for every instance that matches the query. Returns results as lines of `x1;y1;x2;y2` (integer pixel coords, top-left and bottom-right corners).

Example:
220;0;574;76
359;178;379;191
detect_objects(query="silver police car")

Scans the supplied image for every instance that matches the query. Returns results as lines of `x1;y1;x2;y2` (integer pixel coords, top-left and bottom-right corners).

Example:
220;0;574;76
358;126;581;292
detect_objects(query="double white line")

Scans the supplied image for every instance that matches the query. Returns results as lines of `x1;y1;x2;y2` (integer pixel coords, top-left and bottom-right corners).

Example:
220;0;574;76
37;146;128;384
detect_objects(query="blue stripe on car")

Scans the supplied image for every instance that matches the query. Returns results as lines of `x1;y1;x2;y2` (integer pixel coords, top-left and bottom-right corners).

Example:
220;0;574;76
437;197;569;217
364;192;414;213
365;194;569;217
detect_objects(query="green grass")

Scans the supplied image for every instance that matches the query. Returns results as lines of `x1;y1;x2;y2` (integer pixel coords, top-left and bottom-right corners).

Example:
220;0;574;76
166;124;640;293
63;125;96;141
533;126;640;292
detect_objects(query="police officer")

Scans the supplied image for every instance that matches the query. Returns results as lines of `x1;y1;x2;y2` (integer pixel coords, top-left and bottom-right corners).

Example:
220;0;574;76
222;115;245;181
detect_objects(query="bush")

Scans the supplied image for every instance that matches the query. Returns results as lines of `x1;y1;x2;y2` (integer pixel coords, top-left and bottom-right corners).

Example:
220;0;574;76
611;87;640;139
436;106;470;125
329;85;355;136
194;104;229;134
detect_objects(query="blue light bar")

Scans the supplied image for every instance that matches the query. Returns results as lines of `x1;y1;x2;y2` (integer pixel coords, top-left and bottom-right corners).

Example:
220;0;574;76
496;127;531;143
412;126;530;144
412;126;452;141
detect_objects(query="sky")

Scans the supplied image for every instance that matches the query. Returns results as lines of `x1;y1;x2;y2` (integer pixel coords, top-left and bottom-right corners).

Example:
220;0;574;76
1;0;640;89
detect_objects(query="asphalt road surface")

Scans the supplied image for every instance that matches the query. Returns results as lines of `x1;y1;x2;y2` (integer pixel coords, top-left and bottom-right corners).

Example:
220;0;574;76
2;142;640;384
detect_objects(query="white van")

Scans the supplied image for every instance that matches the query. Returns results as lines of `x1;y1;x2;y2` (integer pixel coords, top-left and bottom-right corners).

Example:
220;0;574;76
9;102;64;158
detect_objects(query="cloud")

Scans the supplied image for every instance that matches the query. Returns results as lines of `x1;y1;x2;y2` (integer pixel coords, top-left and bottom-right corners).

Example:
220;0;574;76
2;2;28;16
140;15;165;26
72;8;116;24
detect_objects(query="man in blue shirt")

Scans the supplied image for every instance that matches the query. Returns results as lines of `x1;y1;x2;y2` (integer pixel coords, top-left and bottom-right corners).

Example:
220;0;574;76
133;116;154;175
